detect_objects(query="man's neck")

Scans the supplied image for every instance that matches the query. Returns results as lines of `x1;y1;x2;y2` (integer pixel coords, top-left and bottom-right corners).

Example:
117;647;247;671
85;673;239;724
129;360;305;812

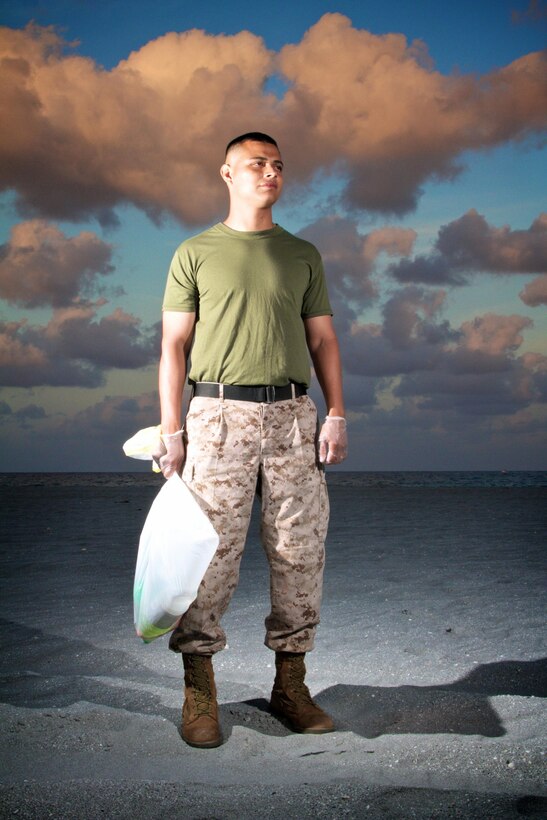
223;206;275;232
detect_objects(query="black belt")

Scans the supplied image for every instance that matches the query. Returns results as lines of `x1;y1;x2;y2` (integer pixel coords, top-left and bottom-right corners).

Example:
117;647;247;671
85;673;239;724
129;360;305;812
192;382;307;403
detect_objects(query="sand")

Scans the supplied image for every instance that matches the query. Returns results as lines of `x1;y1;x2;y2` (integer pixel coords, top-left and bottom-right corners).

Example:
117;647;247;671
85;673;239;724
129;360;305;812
0;475;545;818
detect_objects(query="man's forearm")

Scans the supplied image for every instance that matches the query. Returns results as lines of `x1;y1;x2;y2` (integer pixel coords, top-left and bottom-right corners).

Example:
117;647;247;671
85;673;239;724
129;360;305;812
158;311;196;445
310;336;345;417
159;343;187;434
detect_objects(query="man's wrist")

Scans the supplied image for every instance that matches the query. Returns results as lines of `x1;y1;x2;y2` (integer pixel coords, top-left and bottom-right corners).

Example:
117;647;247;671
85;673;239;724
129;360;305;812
160;419;182;435
161;428;184;441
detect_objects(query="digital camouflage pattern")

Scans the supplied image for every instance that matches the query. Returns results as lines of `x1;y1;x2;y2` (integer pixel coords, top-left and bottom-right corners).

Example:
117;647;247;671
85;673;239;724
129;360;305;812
169;395;329;655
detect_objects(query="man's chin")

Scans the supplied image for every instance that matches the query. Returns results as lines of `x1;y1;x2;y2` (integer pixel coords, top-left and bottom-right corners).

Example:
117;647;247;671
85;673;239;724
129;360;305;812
259;190;281;205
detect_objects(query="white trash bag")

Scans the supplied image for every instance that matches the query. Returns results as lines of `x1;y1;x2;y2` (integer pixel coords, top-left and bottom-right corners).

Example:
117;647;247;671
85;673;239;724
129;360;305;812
133;473;218;643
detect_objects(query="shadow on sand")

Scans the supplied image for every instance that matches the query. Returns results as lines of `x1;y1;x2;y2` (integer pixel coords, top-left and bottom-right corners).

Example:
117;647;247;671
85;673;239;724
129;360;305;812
223;655;547;741
1;619;545;743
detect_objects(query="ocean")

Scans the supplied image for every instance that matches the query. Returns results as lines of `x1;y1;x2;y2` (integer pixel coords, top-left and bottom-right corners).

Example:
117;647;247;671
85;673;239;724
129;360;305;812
1;470;546;488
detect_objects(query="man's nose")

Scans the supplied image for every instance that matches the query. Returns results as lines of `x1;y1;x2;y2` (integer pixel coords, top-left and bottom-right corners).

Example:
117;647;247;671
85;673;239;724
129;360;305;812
264;163;277;177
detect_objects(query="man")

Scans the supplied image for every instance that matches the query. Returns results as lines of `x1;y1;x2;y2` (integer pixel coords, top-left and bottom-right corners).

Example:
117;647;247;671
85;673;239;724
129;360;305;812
156;132;347;748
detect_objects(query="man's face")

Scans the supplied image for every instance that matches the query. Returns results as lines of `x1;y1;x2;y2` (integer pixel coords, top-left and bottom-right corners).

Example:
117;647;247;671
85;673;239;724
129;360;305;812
221;140;284;208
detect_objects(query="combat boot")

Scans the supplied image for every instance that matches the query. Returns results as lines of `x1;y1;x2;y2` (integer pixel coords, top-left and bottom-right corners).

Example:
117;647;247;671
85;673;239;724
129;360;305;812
270;651;334;734
181;653;222;748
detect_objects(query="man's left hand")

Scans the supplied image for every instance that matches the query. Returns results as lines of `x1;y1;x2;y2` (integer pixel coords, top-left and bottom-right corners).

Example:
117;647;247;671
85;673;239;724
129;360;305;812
319;416;348;464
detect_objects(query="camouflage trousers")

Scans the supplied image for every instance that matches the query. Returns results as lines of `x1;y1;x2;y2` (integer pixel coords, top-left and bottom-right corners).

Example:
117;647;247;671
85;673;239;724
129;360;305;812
168;394;330;655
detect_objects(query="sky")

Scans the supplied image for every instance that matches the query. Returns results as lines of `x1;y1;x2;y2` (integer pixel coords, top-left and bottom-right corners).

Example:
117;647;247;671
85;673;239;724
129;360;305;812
0;0;546;471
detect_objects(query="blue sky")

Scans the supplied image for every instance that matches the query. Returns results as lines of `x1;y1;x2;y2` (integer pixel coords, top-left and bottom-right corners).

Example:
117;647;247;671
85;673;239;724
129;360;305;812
0;1;546;470
3;0;545;72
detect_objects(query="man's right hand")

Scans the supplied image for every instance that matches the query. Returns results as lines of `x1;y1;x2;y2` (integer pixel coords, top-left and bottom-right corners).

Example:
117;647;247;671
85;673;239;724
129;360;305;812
153;431;185;479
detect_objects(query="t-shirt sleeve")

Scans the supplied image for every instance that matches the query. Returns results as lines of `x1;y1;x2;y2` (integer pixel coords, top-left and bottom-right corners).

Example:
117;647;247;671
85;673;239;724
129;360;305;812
301;249;333;318
162;244;198;312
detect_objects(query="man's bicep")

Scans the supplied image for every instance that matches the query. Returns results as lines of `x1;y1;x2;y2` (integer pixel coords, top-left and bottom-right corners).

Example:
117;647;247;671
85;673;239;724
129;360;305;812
303;314;337;350
162;310;196;351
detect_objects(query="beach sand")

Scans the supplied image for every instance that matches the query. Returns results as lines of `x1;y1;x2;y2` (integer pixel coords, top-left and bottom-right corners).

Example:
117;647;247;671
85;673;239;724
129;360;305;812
0;474;545;818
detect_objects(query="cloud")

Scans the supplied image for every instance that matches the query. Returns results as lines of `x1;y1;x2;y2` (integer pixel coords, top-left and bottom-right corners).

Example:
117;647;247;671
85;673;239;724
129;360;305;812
15;403;46;420
277;14;547;213
0;17;545;224
512;1;547;24
44;304;161;368
0;220;114;307
378;307;546;418
520;274;547;305
12;402;47;428
299;216;417;329
436;211;547;272
340;287;454;379
301;217;416;286
0;319;49;373
0;391;162;471
394;370;542;416
330;278;545;422
381;287;449;350
58;391;160;439
389;210;547;285
0;23;275;225
459;313;533;356
0;304;159;386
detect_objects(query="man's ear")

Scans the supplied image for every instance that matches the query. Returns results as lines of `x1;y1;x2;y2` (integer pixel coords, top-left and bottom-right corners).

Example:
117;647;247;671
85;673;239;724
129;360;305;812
220;163;232;186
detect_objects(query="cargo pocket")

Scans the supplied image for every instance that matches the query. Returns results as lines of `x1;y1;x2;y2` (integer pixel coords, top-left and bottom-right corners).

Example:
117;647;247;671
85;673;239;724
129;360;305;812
292;395;319;466
318;469;330;544
183;398;226;505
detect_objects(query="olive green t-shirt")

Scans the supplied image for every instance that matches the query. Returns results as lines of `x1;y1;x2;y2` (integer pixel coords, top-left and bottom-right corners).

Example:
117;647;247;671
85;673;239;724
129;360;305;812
162;223;332;387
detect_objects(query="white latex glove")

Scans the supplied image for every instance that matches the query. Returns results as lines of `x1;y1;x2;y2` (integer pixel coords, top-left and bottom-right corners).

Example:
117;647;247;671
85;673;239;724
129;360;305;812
153;430;185;479
319;416;348;465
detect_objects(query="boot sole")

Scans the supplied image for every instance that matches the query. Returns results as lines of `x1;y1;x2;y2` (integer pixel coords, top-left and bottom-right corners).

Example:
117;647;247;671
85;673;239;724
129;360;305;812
181;732;223;749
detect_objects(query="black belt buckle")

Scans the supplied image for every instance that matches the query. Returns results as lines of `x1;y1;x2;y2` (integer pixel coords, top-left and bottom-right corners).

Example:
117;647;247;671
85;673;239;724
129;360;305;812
265;385;276;403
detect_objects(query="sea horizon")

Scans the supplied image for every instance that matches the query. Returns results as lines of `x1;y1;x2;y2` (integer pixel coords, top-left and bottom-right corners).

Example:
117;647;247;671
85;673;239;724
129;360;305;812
1;469;545;488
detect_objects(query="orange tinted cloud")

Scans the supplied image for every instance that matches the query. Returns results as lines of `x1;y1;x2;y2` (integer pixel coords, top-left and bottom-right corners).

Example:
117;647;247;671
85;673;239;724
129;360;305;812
520;274;547;306
1;16;545;224
299;216;416;338
0;220;114;307
377;302;544;415
460;314;533;356
277;14;547;212
436;211;547;272
338;286;543;416
300;216;416;308
0;23;275;225
0;320;47;368
0;304;159;386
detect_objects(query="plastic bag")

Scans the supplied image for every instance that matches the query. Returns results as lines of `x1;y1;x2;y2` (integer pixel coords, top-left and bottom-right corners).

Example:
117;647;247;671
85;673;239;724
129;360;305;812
133;473;218;642
123;425;163;472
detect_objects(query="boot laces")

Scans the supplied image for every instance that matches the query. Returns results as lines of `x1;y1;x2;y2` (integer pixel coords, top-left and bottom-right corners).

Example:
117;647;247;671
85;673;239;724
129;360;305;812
187;658;215;717
287;658;315;706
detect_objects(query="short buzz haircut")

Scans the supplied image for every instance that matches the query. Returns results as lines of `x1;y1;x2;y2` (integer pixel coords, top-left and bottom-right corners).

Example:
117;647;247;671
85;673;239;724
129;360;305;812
225;132;279;158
